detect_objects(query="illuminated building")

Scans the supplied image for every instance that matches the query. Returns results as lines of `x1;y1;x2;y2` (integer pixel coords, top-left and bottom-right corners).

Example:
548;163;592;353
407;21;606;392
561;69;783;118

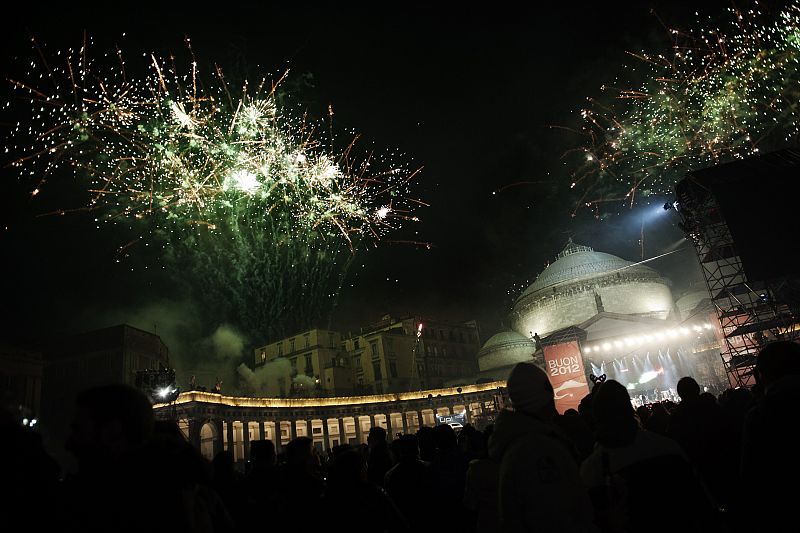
254;329;350;397
253;315;481;397
478;241;726;411
155;381;506;461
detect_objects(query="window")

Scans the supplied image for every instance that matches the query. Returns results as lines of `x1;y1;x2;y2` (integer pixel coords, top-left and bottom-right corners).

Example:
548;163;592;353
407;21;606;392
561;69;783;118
329;333;335;348
459;331;464;343
442;348;447;358
290;358;297;372
304;354;313;374
304;333;310;348
277;342;283;356
354;339;360;350
290;338;295;353
354;356;361;369
389;361;398;378
375;382;383;394
373;362;382;380
370;341;379;358
439;330;444;340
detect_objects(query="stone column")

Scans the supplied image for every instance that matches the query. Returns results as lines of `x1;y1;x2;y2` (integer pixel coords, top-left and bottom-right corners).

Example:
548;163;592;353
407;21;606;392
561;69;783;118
368;414;376;433
258;421;266;441
337;418;345;446
401;411;409;435
188;418;202;450
242;421;251;461
306;419;313;439
385;413;393;441
354;415;363;445
274;418;282;454
322;416;330;451
290;419;297;441
226;420;235;453
213;419;224;457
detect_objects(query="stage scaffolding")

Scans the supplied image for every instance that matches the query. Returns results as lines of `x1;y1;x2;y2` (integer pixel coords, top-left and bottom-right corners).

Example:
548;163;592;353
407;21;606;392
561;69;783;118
675;153;800;388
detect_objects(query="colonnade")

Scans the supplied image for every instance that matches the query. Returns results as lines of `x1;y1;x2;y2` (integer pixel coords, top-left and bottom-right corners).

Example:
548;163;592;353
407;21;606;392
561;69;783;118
155;382;505;462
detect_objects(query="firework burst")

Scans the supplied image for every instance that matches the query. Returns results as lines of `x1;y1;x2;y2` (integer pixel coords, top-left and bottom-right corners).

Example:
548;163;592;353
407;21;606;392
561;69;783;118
4;34;426;340
563;1;800;214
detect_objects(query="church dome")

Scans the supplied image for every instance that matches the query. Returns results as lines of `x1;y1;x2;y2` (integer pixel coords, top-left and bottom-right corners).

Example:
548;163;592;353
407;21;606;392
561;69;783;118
476;330;536;373
509;241;674;340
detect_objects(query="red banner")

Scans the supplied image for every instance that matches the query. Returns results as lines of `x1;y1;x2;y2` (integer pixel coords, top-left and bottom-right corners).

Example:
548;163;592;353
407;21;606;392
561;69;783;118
542;341;591;414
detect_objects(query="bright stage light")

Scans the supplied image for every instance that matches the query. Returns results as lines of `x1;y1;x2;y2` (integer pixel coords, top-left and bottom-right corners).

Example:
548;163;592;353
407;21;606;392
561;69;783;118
602;343;612;351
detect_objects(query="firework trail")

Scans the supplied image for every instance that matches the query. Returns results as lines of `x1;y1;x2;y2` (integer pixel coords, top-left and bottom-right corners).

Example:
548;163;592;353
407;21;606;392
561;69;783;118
562;2;800;214
4;35;425;341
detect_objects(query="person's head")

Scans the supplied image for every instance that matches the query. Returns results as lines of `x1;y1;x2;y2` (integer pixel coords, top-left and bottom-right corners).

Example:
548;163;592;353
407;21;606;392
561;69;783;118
66;384;154;470
506;363;556;420
367;425;387;447
250;439;276;467
285;436;319;469
394;433;420;460
592;380;638;448
755;341;800;389
328;448;367;486
677;376;701;402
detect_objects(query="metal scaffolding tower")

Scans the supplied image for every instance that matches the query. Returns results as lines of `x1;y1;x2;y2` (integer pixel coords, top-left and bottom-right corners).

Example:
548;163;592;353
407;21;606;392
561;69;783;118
675;151;800;387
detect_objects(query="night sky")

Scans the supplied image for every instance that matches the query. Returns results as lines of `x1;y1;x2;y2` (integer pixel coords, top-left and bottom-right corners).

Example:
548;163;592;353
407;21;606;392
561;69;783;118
1;2;732;376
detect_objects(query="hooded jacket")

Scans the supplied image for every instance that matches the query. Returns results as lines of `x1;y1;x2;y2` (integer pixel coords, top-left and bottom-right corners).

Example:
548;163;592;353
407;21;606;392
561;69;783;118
488;409;597;533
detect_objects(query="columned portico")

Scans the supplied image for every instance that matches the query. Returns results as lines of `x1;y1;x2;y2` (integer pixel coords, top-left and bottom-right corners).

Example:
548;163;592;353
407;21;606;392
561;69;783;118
154;381;506;465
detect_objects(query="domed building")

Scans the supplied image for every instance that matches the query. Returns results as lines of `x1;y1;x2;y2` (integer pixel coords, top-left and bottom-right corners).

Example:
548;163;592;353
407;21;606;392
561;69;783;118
476;240;726;412
476;330;537;381
510;241;674;339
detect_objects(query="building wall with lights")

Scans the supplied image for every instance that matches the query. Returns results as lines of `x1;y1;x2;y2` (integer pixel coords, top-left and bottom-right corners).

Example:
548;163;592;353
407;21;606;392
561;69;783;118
155;381;506;464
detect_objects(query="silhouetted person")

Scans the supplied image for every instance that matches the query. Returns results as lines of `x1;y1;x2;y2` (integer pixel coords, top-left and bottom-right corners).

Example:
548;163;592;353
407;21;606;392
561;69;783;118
275;437;324;530
324;447;409;532
738;341;800;532
384;434;435;530
60;384;223;533
417;425;437;462
463;427;501;533
667;376;737;513
0;404;60;529
582;379;718;533
430;422;469;526
643;402;670;435
489;363;596;532
366;426;395;487
241;439;279;529
211;449;246;525
555;408;596;462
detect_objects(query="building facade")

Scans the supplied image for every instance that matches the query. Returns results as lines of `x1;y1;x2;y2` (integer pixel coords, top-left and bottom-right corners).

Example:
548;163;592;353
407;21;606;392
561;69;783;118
253;315;481;397
40;324;170;463
156;381;506;463
254;329;351;397
0;344;43;421
478;241;726;402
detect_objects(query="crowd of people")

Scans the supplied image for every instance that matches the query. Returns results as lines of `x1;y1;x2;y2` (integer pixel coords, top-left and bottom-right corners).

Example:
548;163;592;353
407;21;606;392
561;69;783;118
3;340;799;532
